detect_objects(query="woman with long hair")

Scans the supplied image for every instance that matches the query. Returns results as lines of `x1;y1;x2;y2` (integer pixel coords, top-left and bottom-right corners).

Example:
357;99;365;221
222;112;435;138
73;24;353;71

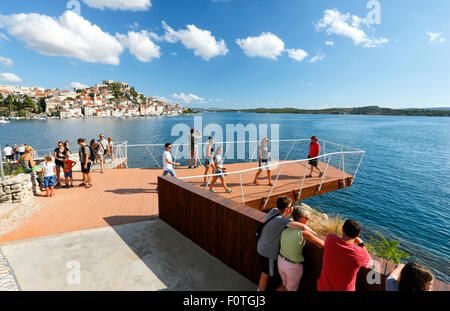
386;262;434;291
253;137;273;186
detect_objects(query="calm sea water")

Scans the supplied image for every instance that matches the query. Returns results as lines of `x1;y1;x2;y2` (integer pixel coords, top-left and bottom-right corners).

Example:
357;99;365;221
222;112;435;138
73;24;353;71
1;113;449;282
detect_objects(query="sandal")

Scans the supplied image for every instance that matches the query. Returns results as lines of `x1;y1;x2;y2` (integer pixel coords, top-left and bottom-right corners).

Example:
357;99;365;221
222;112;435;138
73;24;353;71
209;189;216;193
306;174;312;178
226;188;233;193
318;172;323;178
85;184;93;189
79;183;86;187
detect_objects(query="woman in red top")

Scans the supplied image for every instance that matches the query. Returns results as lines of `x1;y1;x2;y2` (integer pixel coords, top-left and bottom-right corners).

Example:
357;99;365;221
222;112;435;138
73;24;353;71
306;136;323;178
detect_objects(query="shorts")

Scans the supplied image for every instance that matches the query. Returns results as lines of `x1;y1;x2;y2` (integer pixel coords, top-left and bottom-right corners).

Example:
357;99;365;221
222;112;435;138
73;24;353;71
6;155;13;160
278;255;304;291
259;254;276;276
55;162;64;169
81;162;91;174
163;168;176;177
97;153;105;161
64;171;73;179
44;175;56;188
213;168;224;179
191;149;199;158
204;158;214;168
259;159;270;170
308;158;318;167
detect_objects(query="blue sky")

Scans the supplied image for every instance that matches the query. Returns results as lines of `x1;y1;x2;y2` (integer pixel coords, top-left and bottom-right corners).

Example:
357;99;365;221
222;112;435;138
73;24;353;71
0;0;449;109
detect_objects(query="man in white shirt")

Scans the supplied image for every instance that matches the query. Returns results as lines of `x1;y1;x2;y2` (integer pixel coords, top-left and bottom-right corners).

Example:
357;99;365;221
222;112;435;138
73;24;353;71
3;144;13;162
156;143;180;192
162;143;179;177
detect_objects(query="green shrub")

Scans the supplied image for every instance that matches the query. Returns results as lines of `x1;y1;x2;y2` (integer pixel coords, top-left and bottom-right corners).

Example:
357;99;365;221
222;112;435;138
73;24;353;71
366;232;409;264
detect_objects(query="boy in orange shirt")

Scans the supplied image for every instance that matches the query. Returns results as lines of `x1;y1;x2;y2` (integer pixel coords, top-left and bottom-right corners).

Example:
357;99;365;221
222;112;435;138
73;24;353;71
63;154;76;188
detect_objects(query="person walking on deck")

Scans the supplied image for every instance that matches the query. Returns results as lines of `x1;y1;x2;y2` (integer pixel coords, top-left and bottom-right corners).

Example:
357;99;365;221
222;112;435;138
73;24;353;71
253;137;273;186
78;138;93;189
162;143;179;177
208;146;232;193
307;136;323;178
277;206;324;291
156;143;180;192
189;129;202;169
203;136;215;184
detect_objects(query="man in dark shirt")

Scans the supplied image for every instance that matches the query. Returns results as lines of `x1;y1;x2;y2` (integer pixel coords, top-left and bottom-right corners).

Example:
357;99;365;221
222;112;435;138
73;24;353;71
77;138;92;189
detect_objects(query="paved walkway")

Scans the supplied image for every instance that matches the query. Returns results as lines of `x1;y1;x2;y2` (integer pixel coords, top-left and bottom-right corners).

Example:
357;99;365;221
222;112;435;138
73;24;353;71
0;160;351;243
0;249;20;291
1;220;255;291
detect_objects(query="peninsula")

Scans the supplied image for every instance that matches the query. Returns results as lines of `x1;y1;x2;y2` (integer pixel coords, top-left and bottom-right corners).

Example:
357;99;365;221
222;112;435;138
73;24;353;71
204;106;450;117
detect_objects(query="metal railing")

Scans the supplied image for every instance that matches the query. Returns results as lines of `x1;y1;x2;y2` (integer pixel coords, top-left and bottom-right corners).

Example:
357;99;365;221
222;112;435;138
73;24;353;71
125;138;365;209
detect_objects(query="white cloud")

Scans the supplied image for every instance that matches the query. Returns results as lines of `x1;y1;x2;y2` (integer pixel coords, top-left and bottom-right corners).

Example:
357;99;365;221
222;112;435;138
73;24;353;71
162;22;228;60
83;0;151;11
0;56;14;67
427;32;445;43
286;49;308;62
0;33;9;42
0;72;23;83
236;32;285;59
325;41;334;46
154;96;173;104
117;31;160;62
0;10;124;65
70;82;89;89
316;9;388;48
172;93;206;104
309;53;325;63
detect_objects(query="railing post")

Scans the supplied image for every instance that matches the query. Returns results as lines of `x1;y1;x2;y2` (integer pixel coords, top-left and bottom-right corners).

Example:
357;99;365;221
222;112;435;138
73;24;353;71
240;173;245;205
297;161;309;201
352;152;365;184
263;164;283;210
342;150;346;187
0;153;5;182
250;142;258;161
285;141;297;160
318;155;331;192
146;145;161;168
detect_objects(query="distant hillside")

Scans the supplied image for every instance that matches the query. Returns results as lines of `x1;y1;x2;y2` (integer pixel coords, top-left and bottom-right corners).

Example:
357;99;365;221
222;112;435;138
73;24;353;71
203;106;450;117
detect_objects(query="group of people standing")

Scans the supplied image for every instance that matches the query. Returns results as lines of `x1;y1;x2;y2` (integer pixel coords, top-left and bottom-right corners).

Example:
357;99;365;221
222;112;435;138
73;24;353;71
2;144;27;162
256;196;435;292
2;134;115;195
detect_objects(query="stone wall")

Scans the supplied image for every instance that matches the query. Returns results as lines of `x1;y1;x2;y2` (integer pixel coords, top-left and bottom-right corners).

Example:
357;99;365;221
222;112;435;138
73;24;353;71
0;174;38;204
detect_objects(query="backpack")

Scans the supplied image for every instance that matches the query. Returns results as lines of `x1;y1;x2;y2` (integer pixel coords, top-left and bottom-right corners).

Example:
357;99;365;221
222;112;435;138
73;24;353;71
81;145;96;162
255;213;280;240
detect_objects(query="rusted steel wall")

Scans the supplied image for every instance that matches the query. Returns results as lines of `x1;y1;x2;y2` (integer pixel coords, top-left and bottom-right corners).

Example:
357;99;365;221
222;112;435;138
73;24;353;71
158;175;449;291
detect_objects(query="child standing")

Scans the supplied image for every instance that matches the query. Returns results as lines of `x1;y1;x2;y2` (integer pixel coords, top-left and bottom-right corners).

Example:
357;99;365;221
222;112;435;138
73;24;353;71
41;155;56;197
63;154;76;188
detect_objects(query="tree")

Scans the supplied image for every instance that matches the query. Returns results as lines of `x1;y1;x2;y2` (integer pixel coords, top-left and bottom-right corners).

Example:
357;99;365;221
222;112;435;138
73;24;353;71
25;96;35;109
39;97;46;114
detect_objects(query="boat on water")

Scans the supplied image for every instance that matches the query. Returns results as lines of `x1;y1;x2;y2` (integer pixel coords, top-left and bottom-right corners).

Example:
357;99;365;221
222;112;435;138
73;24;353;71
0;119;10;124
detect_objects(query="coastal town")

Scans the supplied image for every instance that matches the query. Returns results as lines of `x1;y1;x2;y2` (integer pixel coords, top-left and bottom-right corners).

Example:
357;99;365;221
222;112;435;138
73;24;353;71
0;80;185;120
